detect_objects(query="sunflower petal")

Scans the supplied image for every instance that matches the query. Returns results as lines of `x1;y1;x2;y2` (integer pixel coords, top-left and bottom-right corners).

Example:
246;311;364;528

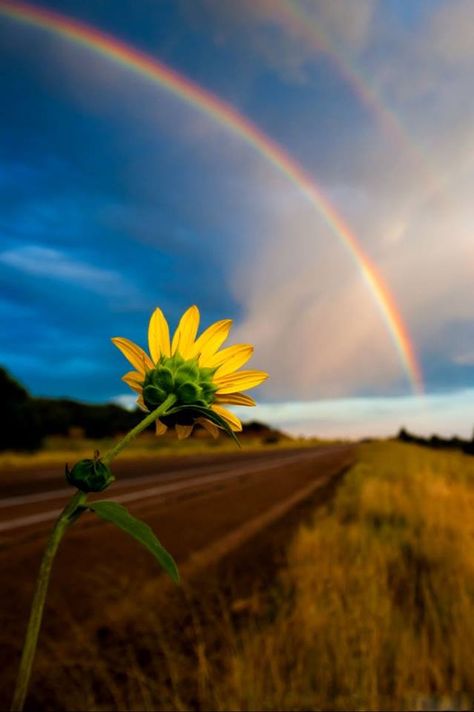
176;424;193;440
214;370;268;394
192;320;232;364
148;308;171;361
122;374;143;394
112;337;154;374
215;345;254;377
206;343;253;370
171;306;200;358
122;370;143;383
155;419;168;436
211;404;242;432
196;417;220;439
215;392;256;407
136;395;148;412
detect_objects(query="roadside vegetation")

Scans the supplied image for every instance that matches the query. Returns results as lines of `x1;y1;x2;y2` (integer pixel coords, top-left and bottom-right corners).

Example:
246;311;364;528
11;442;474;710
216;441;474;711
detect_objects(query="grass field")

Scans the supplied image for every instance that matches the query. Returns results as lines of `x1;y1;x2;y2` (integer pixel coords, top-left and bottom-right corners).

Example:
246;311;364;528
14;441;474;710
215;442;474;711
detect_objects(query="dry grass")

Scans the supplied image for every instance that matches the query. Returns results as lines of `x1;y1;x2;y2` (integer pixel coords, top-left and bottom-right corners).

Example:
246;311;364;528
22;442;474;710
217;442;474;711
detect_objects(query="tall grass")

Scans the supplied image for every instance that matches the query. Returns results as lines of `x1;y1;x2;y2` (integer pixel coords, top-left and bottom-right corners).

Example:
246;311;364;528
26;442;474;710
220;442;474;710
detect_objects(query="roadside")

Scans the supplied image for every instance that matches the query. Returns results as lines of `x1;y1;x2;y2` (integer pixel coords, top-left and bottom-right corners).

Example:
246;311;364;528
1;445;354;710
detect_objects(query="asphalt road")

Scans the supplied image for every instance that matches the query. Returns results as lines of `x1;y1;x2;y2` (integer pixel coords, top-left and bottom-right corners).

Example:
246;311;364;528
0;446;350;538
0;444;355;704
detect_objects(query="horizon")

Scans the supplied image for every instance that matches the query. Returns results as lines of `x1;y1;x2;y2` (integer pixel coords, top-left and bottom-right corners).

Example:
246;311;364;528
1;1;473;438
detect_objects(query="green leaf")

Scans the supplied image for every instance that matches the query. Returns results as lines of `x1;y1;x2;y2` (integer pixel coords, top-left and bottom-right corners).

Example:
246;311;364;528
88;501;180;583
168;404;241;446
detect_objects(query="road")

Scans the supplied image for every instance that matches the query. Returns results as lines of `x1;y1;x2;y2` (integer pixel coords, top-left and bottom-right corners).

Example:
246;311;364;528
0;444;354;702
0;446;352;539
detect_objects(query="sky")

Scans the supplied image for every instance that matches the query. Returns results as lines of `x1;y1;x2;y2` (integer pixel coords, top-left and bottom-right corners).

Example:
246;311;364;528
1;0;474;438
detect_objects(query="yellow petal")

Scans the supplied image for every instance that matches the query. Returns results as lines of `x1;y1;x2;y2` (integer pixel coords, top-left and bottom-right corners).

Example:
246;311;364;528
111;337;154;374
176;424;193;439
148;308;171;361
206;343;253;370
215;392;256;407
122;371;144;394
197;417;220;439
215;345;254;377
191;319;232;363
171;305;200;358
136;395;148;412
155;419;168;436
212;404;242;432
214;370;268;394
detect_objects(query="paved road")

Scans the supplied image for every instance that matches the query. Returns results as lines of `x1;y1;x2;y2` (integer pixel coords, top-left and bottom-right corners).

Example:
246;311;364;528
0;444;355;701
0;446;351;540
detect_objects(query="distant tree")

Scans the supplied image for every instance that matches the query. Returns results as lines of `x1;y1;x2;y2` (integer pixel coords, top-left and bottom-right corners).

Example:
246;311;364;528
0;368;42;451
397;427;412;442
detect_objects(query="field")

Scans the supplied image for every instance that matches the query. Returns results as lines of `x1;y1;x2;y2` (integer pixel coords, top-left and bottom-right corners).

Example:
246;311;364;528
4;441;474;710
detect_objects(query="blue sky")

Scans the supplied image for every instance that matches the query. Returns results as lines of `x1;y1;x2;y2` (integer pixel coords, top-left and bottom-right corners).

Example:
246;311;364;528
1;0;474;437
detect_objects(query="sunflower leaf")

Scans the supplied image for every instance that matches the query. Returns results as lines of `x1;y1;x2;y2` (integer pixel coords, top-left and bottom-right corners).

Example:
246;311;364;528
167;404;240;446
88;501;179;583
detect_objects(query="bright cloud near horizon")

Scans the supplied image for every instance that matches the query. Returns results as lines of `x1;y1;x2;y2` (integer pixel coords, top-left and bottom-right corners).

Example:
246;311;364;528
1;0;473;438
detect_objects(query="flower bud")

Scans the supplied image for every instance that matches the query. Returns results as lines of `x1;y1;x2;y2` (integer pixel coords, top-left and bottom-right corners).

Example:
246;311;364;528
65;457;114;493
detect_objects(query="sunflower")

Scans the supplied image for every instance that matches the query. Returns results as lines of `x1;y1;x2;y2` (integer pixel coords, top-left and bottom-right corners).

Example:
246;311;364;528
112;305;268;440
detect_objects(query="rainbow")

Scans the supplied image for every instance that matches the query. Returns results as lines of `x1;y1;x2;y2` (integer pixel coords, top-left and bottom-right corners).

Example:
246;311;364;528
275;0;441;196
0;0;423;393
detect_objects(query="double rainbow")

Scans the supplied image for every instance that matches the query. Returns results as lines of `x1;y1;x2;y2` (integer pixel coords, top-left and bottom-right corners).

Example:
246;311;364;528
0;0;423;393
275;0;440;197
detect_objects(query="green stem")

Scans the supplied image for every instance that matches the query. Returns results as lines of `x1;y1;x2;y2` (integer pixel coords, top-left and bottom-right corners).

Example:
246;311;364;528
10;491;87;712
101;393;177;466
11;396;176;710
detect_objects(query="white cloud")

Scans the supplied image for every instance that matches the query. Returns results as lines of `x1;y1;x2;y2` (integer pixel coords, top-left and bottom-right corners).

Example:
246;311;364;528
112;390;474;440
0;245;138;298
234;390;474;439
112;394;138;411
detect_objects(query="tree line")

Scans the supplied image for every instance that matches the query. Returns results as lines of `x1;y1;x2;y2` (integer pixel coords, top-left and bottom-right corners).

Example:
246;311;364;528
397;427;474;456
0;367;142;451
0;367;282;452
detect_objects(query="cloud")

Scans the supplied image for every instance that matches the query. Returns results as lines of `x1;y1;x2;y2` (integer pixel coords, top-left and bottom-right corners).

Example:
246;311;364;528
179;0;376;84
233;390;474;439
0;245;138;298
112;389;474;440
453;353;474;367
2;0;474;411
226;79;474;399
425;0;474;65
112;394;138;411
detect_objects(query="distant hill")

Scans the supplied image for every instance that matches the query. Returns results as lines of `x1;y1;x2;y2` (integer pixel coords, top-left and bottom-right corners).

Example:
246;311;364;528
0;367;285;451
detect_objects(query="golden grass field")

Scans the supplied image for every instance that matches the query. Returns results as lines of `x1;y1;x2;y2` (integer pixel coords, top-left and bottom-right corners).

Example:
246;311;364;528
217;442;474;711
15;441;474;710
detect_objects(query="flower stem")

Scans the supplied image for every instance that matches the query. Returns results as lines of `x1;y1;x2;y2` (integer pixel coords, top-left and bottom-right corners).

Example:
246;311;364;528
10;490;87;712
101;393;177;466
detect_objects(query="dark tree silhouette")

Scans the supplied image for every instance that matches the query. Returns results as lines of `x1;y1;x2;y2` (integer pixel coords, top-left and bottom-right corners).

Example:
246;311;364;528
0;368;42;451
